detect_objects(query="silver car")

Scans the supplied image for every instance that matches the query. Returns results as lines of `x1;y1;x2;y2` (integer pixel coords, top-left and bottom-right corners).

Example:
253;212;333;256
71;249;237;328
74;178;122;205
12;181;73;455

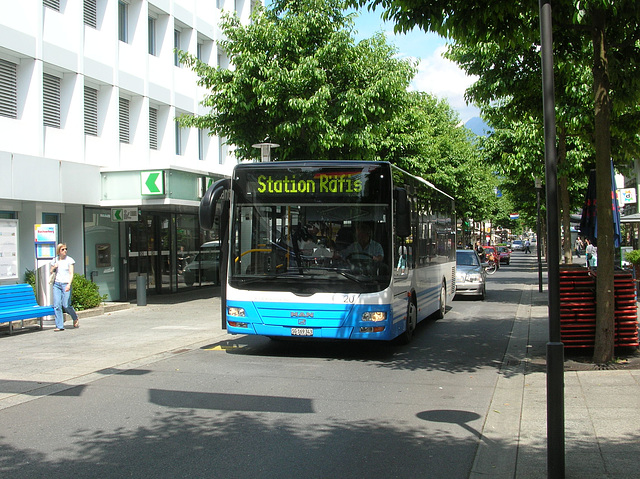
182;241;221;286
510;240;524;251
455;249;486;300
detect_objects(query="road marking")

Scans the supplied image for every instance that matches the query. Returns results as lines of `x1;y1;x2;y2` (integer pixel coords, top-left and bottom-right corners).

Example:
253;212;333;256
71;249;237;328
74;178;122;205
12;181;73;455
205;343;247;350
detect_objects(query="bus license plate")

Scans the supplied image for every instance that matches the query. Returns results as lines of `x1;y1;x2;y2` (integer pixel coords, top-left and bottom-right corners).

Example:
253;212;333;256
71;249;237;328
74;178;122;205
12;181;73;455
291;328;313;336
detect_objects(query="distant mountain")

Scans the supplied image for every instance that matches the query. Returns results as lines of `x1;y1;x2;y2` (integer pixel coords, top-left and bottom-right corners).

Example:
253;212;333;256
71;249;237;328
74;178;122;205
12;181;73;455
465;117;491;137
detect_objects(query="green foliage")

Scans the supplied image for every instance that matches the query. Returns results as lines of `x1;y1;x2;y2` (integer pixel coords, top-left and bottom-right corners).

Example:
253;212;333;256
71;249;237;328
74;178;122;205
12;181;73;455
24;269;36;290
379;91;499;220
178;0;415;161
624;250;640;266
23;270;105;310
71;273;106;311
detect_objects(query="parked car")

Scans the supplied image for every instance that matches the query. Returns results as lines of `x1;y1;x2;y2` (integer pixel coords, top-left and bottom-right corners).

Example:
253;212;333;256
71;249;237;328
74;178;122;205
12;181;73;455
455;249;486;300
182;241;221;286
497;246;511;265
510;240;524;251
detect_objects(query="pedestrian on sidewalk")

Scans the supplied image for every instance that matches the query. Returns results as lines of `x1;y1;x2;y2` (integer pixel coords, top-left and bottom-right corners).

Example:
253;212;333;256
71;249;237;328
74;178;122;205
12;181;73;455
585;238;597;269
575;236;584;257
50;243;79;331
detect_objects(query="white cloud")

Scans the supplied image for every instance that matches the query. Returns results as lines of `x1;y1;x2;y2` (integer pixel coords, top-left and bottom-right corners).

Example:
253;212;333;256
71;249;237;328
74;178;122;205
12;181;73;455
409;45;480;122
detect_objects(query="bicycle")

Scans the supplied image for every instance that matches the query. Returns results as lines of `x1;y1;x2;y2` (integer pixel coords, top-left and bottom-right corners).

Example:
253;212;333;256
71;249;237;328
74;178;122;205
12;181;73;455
484;253;498;275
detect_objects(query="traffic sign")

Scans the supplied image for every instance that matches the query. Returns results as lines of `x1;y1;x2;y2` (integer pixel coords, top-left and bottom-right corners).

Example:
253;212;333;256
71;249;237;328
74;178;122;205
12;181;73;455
111;208;139;222
141;170;165;196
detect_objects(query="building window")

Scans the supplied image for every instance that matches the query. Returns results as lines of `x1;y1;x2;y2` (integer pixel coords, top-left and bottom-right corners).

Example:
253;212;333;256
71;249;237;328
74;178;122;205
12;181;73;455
219;137;226;165
42;212;60;225
198;129;204;160
84;86;98;136
0;59;17;119
119;97;130;143
84;0;97;28
44;0;60;11
216;0;222;9
148;17;156;55
43;73;61;128
118;1;128;43
196;42;202;61
175;120;182;155
174;29;181;66
149;107;158;150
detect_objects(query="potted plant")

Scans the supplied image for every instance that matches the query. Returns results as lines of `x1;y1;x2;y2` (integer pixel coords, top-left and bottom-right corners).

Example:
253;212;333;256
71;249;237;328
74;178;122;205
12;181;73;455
624;250;640;295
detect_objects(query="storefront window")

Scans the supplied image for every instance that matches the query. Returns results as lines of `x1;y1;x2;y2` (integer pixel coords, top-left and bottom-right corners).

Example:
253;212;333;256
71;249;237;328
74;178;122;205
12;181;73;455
84;208;120;301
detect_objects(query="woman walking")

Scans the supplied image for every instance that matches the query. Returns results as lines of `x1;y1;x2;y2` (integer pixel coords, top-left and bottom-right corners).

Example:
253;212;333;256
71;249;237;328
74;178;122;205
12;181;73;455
50;243;79;331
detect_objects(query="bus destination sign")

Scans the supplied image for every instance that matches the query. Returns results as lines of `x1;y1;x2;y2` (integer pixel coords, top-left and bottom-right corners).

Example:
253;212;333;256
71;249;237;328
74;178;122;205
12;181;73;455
254;172;364;196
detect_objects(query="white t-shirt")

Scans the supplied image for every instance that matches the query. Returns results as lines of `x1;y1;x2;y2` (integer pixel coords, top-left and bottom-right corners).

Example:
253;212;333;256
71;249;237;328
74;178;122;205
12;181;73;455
51;256;76;284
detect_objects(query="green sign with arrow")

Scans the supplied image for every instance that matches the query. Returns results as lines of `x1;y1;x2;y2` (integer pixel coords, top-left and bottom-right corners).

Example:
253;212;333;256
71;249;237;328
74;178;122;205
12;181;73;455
141;170;164;196
111;208;139;222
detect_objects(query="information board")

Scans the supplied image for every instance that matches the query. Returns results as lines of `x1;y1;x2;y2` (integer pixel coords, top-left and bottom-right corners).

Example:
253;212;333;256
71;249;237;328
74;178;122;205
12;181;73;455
0;219;18;280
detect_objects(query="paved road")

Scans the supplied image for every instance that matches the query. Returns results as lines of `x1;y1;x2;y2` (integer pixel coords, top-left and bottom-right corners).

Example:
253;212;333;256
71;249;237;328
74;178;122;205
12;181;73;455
3;251;638;478
0;258;532;478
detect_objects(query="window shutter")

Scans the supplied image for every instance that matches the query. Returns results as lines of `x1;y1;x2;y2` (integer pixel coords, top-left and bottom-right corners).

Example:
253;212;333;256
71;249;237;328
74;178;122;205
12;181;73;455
43;73;61;128
119;97;129;143
0;59;17;119
84;86;98;136
149;107;158;150
44;0;60;11
84;0;97;28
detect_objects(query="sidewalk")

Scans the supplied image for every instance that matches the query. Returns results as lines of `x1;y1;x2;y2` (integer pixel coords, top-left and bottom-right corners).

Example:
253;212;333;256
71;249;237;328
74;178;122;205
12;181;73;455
2;260;640;478
472;253;640;479
0;287;228;411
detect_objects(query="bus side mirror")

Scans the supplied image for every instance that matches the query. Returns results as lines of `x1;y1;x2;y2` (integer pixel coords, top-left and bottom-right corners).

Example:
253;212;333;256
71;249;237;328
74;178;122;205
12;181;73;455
395;188;411;238
200;178;230;232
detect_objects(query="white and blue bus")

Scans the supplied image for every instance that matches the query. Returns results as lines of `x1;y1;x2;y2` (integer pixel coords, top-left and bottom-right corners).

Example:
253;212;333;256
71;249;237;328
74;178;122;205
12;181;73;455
201;160;455;343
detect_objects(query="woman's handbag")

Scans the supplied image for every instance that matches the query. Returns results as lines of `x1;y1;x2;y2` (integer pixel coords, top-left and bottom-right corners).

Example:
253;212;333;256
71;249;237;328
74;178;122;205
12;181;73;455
49;259;57;284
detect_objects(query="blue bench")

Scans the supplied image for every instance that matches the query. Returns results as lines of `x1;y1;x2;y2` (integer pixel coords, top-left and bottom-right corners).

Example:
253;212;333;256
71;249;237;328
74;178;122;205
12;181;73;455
0;284;55;334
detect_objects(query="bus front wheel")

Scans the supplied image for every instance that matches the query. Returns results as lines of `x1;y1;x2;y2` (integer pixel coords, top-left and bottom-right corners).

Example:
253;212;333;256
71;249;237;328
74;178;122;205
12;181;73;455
397;298;417;345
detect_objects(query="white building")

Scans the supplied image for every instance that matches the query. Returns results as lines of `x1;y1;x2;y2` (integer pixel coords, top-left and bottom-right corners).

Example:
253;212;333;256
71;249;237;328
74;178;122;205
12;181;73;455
0;0;255;300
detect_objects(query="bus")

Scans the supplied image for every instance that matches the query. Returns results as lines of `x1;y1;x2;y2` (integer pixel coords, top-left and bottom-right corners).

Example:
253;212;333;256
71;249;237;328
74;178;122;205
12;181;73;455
200;160;455;343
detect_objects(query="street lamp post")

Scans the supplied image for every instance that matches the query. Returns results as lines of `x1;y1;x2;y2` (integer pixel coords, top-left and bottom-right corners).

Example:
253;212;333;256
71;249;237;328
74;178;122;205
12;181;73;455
540;1;565;477
252;142;280;162
535;177;544;293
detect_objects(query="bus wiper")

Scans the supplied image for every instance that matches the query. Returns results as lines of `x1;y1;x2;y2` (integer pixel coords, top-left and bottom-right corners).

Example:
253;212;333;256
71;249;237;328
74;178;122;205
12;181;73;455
336;270;366;284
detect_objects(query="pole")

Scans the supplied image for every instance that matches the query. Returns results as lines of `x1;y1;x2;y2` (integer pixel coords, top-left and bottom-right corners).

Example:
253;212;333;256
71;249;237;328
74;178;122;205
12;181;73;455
536;178;544;293
539;1;565;478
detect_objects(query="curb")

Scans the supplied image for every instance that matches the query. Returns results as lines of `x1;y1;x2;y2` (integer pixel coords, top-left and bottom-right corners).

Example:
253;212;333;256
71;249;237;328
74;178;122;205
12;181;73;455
1;302;132;333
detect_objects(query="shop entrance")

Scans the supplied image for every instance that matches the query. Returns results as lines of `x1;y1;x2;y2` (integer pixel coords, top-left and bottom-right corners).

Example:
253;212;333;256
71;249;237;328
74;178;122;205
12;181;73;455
127;212;174;297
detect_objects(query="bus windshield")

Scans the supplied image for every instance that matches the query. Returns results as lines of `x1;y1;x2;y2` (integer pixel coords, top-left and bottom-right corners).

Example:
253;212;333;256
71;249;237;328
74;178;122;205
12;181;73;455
229;163;393;294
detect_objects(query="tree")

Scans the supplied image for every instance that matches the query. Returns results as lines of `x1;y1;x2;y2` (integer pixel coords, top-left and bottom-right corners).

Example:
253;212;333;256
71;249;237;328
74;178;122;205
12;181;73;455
379;91;496;221
446;37;594;265
177;0;415;161
352;0;640;363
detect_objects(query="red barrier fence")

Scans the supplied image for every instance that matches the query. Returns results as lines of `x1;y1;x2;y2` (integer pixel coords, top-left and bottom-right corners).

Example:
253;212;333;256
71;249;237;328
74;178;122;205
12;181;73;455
559;266;638;348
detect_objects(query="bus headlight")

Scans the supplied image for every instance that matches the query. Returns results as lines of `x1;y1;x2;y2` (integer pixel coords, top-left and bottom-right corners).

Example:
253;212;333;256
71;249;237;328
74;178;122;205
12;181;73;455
362;311;387;322
228;307;246;317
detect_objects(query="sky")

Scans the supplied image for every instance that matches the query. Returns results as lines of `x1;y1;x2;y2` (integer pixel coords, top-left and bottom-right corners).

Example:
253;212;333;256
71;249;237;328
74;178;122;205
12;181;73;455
350;8;481;123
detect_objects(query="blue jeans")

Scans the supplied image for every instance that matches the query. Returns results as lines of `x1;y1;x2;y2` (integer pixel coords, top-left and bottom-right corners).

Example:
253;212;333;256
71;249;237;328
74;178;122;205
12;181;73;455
52;282;78;329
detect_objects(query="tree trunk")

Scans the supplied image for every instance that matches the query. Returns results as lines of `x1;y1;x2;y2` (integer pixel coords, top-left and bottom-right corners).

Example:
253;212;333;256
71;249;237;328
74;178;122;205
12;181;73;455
558;130;572;264
592;10;615;364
